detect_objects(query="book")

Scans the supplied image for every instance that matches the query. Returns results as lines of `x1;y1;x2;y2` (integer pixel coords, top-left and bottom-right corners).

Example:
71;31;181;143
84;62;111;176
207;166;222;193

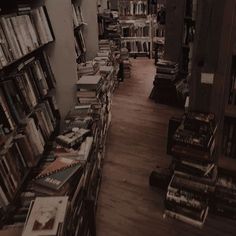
35;162;82;191
22;196;68;236
76;75;102;90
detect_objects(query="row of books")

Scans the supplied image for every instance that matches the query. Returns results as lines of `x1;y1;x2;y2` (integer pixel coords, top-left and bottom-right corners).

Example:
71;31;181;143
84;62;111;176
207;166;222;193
222;118;236;159
0;6;53;68
121;24;150;37
98;11;121;41
121;40;150;54
0;102;102;235
0;39;121;228
119;0;148;16
72;3;84;28
164;112;217;228
0;52;56;136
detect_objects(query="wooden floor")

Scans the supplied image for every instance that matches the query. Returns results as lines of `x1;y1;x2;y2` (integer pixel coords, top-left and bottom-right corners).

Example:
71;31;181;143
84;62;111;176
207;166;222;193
96;59;236;236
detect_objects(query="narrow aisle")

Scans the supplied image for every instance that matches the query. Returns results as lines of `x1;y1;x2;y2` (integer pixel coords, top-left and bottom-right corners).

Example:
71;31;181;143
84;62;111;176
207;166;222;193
96;59;236;236
96;58;181;236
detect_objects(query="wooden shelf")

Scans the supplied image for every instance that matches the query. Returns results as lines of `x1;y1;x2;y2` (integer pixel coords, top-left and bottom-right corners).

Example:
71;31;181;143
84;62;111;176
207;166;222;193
225;105;236;119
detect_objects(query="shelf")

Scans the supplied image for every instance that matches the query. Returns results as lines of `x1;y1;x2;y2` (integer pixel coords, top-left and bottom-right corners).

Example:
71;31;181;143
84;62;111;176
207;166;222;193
225;105;236;119
0;42;53;74
121;37;151;41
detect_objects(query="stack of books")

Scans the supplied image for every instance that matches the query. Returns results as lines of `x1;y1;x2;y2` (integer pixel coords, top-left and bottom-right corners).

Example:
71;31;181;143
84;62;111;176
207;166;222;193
123;60;132;79
77;61;99;77
76;75;103;105
150;59;180;105
164;112;217;228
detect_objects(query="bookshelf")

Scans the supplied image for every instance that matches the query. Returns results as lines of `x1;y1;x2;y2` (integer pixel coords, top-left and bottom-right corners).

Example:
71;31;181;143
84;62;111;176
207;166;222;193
0;1;61;226
165;0;196;77
188;0;236;201
72;0;87;63
118;0;153;57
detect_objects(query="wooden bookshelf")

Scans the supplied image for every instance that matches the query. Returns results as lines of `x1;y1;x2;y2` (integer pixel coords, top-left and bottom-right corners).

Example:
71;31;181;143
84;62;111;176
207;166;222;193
0;2;62;227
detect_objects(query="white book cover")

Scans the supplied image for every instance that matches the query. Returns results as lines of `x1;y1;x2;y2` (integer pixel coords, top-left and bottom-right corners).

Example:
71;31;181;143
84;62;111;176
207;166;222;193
0;17;18;60
31;9;47;45
22;196;68;236
6;17;23;59
10;16;28;55
17;15;33;52
0;25;12;62
26;118;44;155
38;7;53;43
25;15;39;48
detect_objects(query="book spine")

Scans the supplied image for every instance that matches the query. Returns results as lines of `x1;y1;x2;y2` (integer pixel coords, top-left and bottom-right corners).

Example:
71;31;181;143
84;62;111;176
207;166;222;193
5;17;23;59
10;16;28;55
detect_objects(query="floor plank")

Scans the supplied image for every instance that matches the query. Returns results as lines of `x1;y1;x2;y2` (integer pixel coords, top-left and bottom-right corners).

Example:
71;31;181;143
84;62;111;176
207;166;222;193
96;58;236;236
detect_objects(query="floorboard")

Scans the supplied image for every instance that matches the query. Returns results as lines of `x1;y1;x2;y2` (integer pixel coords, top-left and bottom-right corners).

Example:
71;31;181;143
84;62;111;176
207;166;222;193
96;58;236;236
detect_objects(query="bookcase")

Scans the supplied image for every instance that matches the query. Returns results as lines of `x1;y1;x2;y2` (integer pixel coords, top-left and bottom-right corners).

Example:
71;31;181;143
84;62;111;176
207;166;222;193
72;0;87;63
165;0;197;77
0;0;61;226
118;0;153;57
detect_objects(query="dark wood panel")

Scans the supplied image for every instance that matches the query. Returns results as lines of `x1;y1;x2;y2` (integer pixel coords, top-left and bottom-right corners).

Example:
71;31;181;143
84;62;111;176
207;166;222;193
96;59;236;236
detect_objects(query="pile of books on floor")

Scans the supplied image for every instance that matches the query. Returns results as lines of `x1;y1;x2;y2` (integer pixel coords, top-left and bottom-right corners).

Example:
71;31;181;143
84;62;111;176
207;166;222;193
164;112;217;228
150;60;187;106
123;59;132;79
212;158;236;219
119;48;131;80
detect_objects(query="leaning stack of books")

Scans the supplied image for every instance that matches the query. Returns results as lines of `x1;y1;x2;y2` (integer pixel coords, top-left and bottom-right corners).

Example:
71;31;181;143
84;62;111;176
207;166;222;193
164;112;217;228
150;60;181;106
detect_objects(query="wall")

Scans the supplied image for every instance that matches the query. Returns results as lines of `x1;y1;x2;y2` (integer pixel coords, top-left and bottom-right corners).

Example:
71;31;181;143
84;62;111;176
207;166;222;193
80;0;99;59
44;0;78;119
